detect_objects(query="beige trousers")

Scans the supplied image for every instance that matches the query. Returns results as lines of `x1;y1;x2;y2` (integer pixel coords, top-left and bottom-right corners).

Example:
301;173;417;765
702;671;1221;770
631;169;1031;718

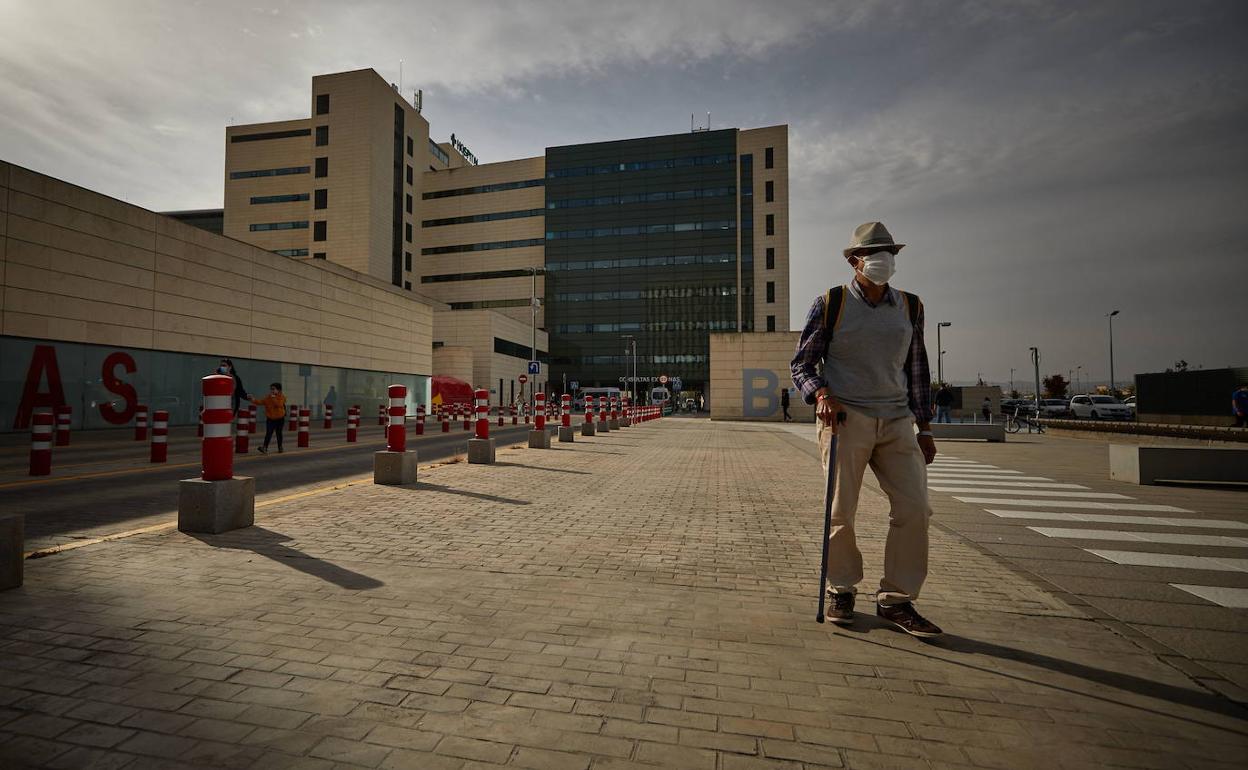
818;407;932;606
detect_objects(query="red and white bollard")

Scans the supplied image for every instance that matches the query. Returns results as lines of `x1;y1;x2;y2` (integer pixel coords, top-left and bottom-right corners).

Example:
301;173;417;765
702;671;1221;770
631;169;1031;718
535;393;546;431
511;404;518;425
378;404;386;426
562;394;572;428
323;404;334;430
289;404;299;432
524;400;531;425
387;385;407;452
151;409;169;463
29;412;53;476
497;404;504;427
441;406;450;433
298;408;310;447
201;375;234;481
474;389;490;440
198;405;205;437
347;406;360;442
235;406;250;454
55;405;72;446
583;395;596;436
462;404;471;432
135;404;149;441
415;404;425;436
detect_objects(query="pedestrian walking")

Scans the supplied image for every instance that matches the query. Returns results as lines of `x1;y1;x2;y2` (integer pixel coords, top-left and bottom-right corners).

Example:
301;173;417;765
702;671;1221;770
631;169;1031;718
251;382;288;453
791;221;941;637
780;388;792;421
934;384;953;423
324;385;338;420
217;358;248;416
1234;384;1248;428
981;396;992;423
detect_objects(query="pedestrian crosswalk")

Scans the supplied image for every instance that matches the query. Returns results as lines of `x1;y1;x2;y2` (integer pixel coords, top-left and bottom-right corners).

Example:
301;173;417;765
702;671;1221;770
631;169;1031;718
928;456;1248;608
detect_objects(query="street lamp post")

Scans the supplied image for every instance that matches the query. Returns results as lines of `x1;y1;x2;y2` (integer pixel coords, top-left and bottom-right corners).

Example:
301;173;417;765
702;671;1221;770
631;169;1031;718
621;335;638;406
526;266;543;410
1010;367;1015;396
1029;347;1041;417
1077;365;1083;394
1107;310;1120;396
937;322;952;384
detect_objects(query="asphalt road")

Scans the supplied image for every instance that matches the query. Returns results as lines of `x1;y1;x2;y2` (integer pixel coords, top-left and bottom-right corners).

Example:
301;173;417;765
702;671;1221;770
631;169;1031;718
2;422;551;552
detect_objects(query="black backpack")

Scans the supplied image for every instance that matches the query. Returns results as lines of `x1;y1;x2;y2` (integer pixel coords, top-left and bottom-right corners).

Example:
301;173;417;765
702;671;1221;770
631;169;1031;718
820;284;921;339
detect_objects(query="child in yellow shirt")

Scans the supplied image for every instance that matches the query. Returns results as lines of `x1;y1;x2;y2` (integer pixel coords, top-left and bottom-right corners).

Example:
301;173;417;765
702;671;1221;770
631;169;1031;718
251;382;288;454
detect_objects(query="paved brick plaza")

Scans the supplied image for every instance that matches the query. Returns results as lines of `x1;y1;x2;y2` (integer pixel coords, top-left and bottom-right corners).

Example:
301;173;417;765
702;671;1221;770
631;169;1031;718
1;419;1245;769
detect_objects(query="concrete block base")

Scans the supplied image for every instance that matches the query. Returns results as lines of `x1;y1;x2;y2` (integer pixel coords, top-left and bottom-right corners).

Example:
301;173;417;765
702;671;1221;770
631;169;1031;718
581;422;596;437
374;450;418;485
930;423;1006;442
598;422;611;434
178;477;255;534
621;417;632;427
0;512;23;591
528;430;551;449
468;437;496;464
558;426;575;443
1110;444;1248;485
609;419;620;430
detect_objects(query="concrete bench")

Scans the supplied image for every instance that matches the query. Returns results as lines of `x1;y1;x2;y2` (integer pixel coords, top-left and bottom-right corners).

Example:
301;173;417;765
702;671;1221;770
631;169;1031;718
0;512;23;591
1109;444;1248;485
930;423;1005;442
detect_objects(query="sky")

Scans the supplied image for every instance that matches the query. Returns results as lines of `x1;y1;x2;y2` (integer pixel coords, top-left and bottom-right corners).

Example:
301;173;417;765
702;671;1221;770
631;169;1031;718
1;0;1245;389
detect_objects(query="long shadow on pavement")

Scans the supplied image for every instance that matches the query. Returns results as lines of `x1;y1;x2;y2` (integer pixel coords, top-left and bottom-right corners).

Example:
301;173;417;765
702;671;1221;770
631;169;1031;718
189;527;384;590
838;616;1248;728
410;482;530;506
492;462;591;475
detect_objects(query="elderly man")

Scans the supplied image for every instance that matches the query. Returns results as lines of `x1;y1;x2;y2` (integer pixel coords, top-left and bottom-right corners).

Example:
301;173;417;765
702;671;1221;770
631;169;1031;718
791;222;941;637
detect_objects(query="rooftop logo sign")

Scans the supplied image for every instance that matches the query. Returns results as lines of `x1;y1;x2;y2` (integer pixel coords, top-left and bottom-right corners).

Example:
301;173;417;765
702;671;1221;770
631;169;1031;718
449;133;479;165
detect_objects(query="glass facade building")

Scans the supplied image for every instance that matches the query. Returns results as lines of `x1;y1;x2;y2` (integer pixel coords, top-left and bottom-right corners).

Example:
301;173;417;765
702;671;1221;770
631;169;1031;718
544;129;746;392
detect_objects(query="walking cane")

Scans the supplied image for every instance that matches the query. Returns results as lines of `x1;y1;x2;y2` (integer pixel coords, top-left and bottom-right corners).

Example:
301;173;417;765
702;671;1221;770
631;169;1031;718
816;411;847;623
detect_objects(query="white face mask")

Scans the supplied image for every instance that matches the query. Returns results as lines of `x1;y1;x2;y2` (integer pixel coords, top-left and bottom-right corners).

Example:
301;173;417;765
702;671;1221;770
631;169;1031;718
858;251;896;285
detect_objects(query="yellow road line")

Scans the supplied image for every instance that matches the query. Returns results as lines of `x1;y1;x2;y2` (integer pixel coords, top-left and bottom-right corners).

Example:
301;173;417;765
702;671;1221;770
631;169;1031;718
23;475;373;559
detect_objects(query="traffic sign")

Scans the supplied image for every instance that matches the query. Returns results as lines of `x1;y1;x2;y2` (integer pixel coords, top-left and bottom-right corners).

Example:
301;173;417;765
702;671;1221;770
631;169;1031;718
659;375;668;384
569;381;579;391
528;361;540;375
518;374;529;384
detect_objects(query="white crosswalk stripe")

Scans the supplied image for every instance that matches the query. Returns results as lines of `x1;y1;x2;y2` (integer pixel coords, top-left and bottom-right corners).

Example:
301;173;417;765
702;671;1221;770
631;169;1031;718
1087;549;1248;572
954;497;1191;512
926;479;1088;489
984;509;1248;529
1028;527;1248;547
928;474;1051;480
1169;584;1248;608
932;488;1127;498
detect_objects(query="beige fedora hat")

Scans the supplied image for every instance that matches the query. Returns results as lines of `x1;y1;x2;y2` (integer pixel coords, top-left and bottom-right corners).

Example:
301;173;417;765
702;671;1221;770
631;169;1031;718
843;221;905;257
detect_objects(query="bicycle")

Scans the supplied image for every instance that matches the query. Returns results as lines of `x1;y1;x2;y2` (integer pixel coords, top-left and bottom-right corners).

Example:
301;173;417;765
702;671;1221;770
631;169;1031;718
1004;406;1045;434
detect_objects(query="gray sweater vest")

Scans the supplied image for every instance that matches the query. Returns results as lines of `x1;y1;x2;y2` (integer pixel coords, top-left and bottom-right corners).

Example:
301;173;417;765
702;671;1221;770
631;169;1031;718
825;288;913;420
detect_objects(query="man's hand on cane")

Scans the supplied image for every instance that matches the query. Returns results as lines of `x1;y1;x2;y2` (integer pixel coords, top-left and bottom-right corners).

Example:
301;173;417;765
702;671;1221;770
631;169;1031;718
815;389;844;431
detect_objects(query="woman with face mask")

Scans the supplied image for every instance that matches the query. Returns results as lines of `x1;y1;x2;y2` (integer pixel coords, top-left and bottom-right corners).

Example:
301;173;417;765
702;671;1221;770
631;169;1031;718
217;358;249;416
790;221;941;638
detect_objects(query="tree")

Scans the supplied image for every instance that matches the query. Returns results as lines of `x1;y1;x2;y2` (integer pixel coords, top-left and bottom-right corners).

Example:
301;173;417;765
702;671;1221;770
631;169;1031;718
1174;359;1189;372
1042;374;1069;399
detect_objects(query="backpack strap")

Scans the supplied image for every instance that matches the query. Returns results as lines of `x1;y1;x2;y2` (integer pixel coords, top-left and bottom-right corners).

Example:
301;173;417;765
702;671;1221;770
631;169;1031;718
899;290;921;328
821;285;846;340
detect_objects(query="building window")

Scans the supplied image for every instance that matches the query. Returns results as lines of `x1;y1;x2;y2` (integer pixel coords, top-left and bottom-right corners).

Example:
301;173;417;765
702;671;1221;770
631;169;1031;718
405;223;412;243
405;194;412;214
765;214;775;236
405;165;413;185
250;193;309;205
273;248;308;257
765;180;774;202
765;146;774;169
406;136;414;156
230;166;309;179
404;280;412;291
315;157;328;177
313;252;326;259
766;315;776;332
313;221;327;241
249;220;308;232
314;188;327;210
230;128;311;144
766;282;775;303
315;94;329;115
315;125;328;146
423;208;545;228
766;248;775;270
404;252;412;272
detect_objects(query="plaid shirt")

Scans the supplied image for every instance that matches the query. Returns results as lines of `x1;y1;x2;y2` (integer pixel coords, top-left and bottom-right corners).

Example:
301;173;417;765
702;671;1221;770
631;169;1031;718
790;281;932;424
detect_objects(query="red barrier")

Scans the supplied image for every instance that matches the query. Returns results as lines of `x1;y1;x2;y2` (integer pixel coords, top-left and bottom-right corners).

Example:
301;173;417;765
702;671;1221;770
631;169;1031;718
598;396;607;425
462;404;471;432
347;406;360;443
135;404;149;441
474;388;489;440
535;393;546;431
29;412;53;476
235;405;250;454
288;404;299;432
323;404;334;430
561;394;572;427
441;406;450;433
511;404;518;425
298;408;310;448
415;404;425;436
584;396;595;427
524;401;531;425
55;404;71;447
201;375;234;481
497;404;503;427
151;409;169;463
387;384;407;452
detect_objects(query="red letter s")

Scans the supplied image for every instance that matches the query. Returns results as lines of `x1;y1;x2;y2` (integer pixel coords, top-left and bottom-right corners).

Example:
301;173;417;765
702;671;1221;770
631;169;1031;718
98;352;138;425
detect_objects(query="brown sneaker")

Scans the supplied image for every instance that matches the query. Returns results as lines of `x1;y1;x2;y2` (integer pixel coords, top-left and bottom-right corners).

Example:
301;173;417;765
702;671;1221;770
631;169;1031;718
826;591;855;625
876;602;942;638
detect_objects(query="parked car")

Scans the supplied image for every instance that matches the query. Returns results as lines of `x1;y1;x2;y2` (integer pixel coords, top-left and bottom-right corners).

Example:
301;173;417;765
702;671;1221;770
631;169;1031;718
1069;394;1133;420
1039;399;1071;418
1123;395;1137;416
1003;399;1037;416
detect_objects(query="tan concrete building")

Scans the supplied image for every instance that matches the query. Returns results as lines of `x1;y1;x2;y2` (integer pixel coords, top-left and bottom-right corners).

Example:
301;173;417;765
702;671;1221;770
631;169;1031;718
1;161;437;431
709;332;811;422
